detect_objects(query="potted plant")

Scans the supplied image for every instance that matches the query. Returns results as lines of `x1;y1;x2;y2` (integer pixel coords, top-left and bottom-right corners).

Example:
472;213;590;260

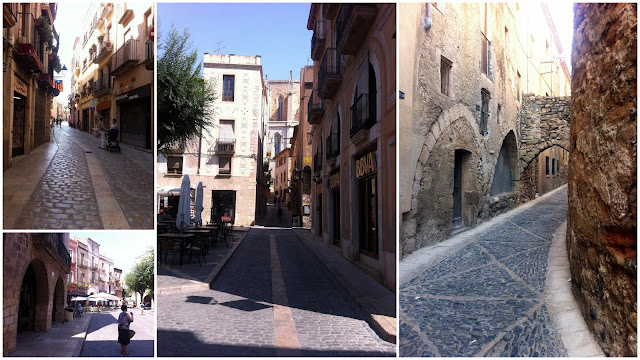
97;34;104;42
88;47;94;55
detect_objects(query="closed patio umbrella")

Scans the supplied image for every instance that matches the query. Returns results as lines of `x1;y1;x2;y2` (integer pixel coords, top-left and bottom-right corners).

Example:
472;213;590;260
194;181;204;225
176;174;191;231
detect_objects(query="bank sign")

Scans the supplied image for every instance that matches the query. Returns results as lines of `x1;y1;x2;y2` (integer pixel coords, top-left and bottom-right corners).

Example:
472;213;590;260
355;151;377;179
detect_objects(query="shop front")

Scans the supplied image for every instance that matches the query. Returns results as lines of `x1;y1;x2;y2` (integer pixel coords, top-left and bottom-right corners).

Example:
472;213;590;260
115;84;151;149
355;149;378;260
211;190;236;224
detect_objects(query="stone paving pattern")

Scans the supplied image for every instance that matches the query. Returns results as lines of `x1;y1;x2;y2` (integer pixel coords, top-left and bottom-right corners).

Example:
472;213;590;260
13;128;103;229
158;227;395;356
81;310;154;357
63;127;153;229
400;188;569;357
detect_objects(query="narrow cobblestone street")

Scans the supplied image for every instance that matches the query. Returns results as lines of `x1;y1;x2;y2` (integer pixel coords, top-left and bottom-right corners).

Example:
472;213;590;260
4;122;153;229
400;187;570;357
81;309;154;357
158;207;395;357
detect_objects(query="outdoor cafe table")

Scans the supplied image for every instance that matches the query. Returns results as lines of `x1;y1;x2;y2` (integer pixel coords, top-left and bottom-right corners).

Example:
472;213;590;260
158;233;194;265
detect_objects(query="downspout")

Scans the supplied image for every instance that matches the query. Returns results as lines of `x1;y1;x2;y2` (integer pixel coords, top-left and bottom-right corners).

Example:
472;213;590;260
197;126;202;174
424;3;432;31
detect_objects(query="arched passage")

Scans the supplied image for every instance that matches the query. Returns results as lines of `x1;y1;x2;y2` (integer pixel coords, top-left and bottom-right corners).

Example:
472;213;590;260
490;131;519;196
18;259;49;332
52;277;65;323
520;144;570;201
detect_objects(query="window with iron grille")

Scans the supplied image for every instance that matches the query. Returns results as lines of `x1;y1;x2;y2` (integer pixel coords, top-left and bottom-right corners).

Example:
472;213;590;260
223;75;234;102
441;56;452;96
480;89;490;135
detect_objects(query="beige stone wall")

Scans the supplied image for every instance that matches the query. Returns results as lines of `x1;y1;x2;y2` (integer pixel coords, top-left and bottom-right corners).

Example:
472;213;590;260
399;3;571;257
568;3;637;356
3;234;69;356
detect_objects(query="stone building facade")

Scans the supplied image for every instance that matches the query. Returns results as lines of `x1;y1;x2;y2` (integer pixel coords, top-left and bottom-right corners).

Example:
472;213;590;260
69;2;154;150
399;3;571;257
307;4;396;290
157;54;268;226
3;233;71;355
568;3;637;356
69;237;117;296
3;3;61;170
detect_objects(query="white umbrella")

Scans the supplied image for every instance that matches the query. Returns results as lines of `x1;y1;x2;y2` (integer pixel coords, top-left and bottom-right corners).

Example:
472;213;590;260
71;296;89;301
176;174;191;230
194;181;204;224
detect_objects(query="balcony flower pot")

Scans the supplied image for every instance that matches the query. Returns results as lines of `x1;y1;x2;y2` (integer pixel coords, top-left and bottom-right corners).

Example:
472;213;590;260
97;35;104;42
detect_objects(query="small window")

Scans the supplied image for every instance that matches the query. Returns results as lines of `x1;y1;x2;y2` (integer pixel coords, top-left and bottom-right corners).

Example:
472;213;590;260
167;156;183;175
223;75;235;102
552;158;556;176
545;156;550;176
220;156;231;175
278;96;284;121
440;56;452;96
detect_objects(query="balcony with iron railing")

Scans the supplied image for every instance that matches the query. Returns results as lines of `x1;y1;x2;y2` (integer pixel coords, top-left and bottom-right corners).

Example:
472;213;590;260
4;3;19;28
38;73;54;89
93;40;113;64
326;132;339;162
33;233;71;270
90;262;99;271
350;93;376;138
111;39;139;76
307;90;324;124
310;20;326;61
78;259;88;268
94;75;110;97
15;12;45;73
318;48;342;99
336;4;377;55
216;138;235;154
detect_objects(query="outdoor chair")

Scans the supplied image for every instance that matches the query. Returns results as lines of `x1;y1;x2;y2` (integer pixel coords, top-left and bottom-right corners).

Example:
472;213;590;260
159;239;180;268
184;236;206;266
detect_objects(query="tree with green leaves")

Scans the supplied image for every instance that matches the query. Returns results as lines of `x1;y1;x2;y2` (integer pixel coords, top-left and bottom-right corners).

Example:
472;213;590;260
124;250;154;306
157;25;218;155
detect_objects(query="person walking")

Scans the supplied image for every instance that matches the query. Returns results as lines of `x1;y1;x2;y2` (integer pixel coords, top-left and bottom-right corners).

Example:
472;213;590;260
99;118;108;149
117;304;134;355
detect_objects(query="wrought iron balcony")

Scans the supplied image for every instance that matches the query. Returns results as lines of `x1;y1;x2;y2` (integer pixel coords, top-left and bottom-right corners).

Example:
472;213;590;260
310;20;326;61
111;39;139;76
90;262;99;271
93;40;113;64
318;48;342;99
145;39;153;70
33;233;71;270
216;138;235;154
336;4;377;55
307;90;324;124
326;132;339;161
350;93;375;138
38;73;54;89
94;75;110;97
78;259;88;268
15;12;45;73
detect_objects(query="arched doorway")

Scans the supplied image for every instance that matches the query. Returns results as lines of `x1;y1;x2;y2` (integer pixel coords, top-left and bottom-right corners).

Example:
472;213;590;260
453;149;474;229
490;131;518;196
52;277;65;323
18;260;49;332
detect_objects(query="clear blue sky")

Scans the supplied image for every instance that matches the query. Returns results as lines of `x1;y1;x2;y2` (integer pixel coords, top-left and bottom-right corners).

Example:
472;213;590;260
158;3;312;81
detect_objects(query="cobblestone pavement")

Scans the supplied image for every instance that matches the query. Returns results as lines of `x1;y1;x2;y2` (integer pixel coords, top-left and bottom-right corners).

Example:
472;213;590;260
400;188;569;357
62;126;153;229
13;126;103;229
158;226;395;356
81;309;154;357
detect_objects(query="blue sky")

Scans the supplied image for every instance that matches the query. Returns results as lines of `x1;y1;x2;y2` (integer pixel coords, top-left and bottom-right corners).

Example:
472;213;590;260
158;3;312;81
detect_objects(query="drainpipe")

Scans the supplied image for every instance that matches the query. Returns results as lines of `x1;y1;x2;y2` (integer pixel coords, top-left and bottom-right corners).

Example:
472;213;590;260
424;3;432;31
197;126;202;174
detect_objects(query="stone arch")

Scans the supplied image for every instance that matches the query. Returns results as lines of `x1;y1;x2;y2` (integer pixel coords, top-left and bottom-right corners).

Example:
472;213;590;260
489;130;519;196
410;103;480;212
52;276;65;323
18;259;49;332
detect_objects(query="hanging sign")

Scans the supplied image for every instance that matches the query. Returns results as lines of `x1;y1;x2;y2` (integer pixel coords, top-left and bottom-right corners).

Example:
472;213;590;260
14;77;27;96
355;151;377;179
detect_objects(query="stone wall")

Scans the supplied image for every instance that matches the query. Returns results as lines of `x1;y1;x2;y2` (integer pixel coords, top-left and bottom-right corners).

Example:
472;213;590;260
3;234;69;356
568;3;637;356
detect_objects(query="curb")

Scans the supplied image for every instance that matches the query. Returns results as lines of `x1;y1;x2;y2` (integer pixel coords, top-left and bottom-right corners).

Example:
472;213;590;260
73;313;93;357
157;229;249;295
292;229;397;344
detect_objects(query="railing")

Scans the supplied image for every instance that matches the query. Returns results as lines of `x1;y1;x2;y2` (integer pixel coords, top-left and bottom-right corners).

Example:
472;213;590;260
217;138;235;153
311;20;326;60
145;39;154;70
94;40;113;63
336;4;353;51
15;12;46;73
326;132;339;161
111;39;139;74
350;93;375;138
90;262;99;270
313;153;322;173
94;75;110;96
318;48;342;99
42;234;71;268
307;90;324;124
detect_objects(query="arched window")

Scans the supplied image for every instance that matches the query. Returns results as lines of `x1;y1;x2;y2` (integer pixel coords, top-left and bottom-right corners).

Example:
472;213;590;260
274;133;281;155
369;62;377;123
278;96;284;121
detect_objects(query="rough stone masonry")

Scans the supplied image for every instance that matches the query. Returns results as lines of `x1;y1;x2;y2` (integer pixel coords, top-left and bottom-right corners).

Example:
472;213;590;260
568;3;637;356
